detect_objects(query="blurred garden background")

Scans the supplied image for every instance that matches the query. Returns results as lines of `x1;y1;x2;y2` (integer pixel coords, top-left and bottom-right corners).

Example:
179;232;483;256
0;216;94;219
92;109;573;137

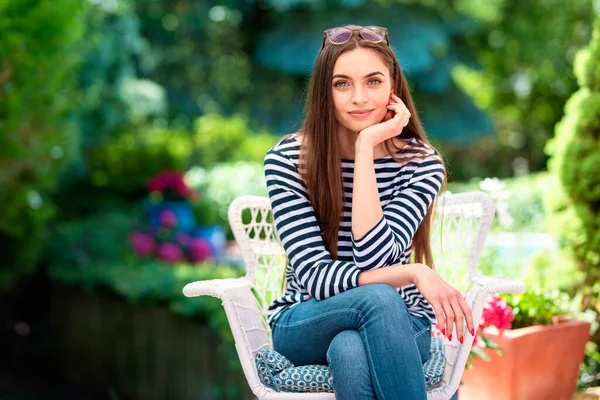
1;0;600;398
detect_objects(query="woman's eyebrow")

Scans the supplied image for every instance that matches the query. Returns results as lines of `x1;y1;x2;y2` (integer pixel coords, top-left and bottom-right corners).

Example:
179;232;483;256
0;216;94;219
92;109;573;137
332;71;385;80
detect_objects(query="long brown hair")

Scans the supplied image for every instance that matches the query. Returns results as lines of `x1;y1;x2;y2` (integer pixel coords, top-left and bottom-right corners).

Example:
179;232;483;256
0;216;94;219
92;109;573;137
297;31;447;268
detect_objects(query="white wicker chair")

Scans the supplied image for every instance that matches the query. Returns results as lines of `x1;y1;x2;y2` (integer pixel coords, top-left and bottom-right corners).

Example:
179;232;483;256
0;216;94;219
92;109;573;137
183;191;526;400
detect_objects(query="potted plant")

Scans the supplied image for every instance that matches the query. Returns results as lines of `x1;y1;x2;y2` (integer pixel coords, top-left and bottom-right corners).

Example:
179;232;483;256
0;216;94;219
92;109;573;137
460;289;591;400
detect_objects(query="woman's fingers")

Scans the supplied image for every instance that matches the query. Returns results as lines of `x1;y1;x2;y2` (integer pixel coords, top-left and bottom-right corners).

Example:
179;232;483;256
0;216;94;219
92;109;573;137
386;108;407;132
449;296;465;343
392;94;411;116
458;295;475;337
430;300;446;336
412;265;474;343
388;103;410;128
389;102;410;119
441;299;455;340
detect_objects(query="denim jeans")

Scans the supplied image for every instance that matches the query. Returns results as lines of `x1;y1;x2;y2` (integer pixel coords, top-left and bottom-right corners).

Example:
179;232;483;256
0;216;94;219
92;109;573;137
270;284;432;400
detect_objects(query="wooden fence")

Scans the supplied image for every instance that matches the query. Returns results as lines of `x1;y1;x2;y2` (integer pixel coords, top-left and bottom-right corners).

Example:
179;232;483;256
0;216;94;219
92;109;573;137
49;285;255;400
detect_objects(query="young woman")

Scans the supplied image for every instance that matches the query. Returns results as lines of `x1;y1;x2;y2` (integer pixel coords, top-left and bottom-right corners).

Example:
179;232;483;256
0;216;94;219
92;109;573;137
263;25;474;399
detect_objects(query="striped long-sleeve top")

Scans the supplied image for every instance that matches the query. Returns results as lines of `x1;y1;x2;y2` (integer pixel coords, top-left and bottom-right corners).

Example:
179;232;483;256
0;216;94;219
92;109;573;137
264;135;445;326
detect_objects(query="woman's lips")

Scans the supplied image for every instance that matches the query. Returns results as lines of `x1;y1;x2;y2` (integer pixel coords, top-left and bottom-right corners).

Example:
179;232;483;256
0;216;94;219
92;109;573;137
348;109;374;118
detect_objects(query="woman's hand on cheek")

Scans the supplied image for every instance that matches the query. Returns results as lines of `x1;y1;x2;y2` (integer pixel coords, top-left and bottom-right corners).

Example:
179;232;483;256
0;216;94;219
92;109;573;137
359;93;410;148
383;100;394;122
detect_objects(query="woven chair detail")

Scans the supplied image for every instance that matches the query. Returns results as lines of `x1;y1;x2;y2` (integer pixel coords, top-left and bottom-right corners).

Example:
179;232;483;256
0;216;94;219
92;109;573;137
183;192;526;400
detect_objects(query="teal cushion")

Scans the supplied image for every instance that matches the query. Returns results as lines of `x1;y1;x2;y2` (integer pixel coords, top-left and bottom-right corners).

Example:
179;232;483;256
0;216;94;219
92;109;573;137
424;335;445;387
255;336;446;393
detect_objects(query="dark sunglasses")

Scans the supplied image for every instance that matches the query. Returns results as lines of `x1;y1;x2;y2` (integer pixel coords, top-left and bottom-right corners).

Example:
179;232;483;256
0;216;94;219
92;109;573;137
322;25;389;49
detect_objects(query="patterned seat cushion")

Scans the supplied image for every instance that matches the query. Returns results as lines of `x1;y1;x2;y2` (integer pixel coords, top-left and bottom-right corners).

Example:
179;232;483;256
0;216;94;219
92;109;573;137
255;336;446;393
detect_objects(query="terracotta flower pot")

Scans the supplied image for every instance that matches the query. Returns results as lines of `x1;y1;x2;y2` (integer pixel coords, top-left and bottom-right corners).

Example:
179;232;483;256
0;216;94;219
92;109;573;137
460;319;590;400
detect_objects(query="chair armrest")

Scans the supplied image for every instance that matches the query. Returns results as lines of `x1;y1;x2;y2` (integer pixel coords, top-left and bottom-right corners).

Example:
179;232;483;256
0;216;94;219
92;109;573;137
182;277;252;299
464;274;526;326
471;274;527;296
182;276;276;399
440;275;526;397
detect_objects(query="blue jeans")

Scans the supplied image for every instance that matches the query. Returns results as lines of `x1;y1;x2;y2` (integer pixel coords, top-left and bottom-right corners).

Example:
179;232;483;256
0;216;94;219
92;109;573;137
271;284;432;400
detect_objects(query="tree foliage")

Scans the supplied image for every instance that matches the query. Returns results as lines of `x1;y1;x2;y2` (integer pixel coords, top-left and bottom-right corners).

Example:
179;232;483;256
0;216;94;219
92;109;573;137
546;15;600;339
454;0;595;176
0;0;87;286
134;0;492;141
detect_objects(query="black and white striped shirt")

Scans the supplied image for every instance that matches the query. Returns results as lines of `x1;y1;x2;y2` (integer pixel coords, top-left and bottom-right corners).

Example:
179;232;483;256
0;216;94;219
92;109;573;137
264;136;444;326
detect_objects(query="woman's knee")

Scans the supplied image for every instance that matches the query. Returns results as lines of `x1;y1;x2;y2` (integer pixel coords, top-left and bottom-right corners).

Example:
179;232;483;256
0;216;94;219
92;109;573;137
353;284;409;316
327;331;376;398
326;330;368;371
355;283;399;300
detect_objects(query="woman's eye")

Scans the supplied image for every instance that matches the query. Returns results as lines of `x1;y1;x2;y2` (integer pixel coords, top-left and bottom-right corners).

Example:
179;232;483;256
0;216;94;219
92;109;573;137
368;78;382;85
334;81;348;88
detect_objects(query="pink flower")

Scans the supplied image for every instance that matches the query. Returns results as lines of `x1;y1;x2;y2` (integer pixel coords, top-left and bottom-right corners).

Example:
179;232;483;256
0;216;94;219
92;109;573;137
481;295;515;331
467;295;515;347
129;232;155;257
189;238;214;263
156;242;184;264
176;232;191;246
146;171;195;199
159;210;178;228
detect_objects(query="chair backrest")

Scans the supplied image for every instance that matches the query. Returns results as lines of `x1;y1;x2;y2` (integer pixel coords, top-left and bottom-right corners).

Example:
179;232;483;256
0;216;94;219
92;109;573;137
228;195;288;350
430;191;495;292
428;192;495;390
227;192;495;362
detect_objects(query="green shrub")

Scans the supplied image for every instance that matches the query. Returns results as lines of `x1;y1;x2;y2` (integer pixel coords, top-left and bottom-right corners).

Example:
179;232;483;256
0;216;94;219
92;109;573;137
447;172;551;233
526;249;584;292
502;289;571;329
545;16;600;339
187;161;268;239
45;207;142;270
0;0;87;287
192;113;250;167
85;114;278;194
73;2;156;151
580;343;600;389
236;131;280;164
49;0;172;222
503;174;551;233
87;127;193;192
192;113;278;167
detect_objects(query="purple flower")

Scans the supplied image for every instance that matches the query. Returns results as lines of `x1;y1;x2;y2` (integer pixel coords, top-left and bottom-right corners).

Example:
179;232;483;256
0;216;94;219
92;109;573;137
189;238;214;263
156;242;184;264
176;232;191;246
159;210;178;228
129;232;155;257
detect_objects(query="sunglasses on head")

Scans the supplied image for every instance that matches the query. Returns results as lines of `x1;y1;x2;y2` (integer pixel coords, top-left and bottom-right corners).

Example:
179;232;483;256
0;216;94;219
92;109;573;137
322;25;389;49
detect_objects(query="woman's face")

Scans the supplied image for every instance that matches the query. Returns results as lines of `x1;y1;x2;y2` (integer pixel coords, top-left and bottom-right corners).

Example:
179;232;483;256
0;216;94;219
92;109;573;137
331;47;393;134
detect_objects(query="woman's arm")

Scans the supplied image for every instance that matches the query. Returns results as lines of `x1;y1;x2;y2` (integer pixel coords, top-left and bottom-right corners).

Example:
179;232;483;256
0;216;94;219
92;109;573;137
361;262;475;343
351;92;410;241
352;144;445;270
351;136;384;240
265;147;361;300
357;262;418;287
266;145;473;340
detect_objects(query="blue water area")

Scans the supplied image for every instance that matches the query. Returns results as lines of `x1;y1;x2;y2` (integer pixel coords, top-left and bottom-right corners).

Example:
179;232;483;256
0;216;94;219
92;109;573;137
485;233;557;259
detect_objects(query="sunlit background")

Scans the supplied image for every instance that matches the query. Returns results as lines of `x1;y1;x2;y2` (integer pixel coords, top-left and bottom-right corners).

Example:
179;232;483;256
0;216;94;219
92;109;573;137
1;0;599;398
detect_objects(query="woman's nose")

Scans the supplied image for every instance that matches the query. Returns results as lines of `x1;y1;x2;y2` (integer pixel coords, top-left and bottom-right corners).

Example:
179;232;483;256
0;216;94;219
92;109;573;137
351;87;367;104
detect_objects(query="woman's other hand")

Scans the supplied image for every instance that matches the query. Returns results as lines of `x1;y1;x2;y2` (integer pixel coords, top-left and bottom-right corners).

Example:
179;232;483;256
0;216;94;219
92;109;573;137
412;263;475;344
358;92;410;148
